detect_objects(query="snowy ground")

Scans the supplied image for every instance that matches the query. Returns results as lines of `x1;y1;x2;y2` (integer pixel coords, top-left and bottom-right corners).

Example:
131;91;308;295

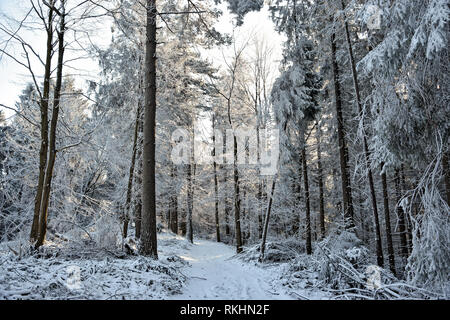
0;232;187;299
0;231;325;300
166;237;294;300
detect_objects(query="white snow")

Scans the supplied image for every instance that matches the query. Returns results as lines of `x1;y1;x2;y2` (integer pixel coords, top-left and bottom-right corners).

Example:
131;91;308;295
0;231;315;300
2;230;441;300
166;238;294;300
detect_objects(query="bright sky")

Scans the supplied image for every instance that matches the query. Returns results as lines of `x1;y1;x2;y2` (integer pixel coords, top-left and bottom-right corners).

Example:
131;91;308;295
0;1;284;120
0;0;112;119
0;0;40;116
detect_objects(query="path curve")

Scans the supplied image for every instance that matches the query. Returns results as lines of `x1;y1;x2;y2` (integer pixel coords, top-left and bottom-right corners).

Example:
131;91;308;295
167;239;294;300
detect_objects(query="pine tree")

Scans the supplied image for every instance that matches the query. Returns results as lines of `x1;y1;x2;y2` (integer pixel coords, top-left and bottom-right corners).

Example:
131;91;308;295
139;0;158;258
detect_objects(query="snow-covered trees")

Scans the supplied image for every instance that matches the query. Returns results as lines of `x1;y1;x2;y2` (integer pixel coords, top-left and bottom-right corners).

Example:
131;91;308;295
231;0;449;294
0;0;448;299
358;0;450;291
271;41;321;253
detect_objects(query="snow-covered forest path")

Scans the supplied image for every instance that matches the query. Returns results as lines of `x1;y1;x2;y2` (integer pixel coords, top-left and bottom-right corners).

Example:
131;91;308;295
163;235;294;300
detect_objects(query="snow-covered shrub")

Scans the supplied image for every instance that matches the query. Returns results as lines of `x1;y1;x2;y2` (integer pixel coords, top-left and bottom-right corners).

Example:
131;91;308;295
265;232;371;297
123;237;138;255
405;158;450;294
91;215;121;250
239;239;306;263
281;229;444;299
314;230;371;290
0;254;186;299
165;254;190;268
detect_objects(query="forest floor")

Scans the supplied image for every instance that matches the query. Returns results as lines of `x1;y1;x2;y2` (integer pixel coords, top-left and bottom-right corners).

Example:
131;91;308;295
0;230;327;300
166;236;293;300
3;230;441;300
161;232;328;300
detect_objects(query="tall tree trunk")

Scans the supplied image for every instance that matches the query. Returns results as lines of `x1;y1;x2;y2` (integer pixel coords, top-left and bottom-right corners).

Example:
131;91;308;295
358;191;367;244
123;104;142;238
30;3;54;243
258;122;287;261
381;163;396;276
442;151;450;206
400;167;413;253
395;169;409;262
293;173;301;236
212;114;221;242
164;209;170;229
316;120;326;239
139;0;158;258
171;194;178;234
233;135;243;253
35;4;66;248
341;4;383;266
169;165;178;234
256;96;264;239
186;162;194;243
241;188;247;244
227;93;242;252
330;33;355;229
223;138;231;236
301;144;312;255
257;180;263;239
135;112;143;239
259;177;276;262
179;207;187;236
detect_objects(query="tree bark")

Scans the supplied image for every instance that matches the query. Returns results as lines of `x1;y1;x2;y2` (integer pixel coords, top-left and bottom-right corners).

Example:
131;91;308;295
395;169;409;262
293;172;302;236
233;135;243;253
242;188;248;244
169;165;178;234
179;208;187;236
255;95;263;239
35;4;66;248
301;144;312;255
135;111;143;239
258;122;287;262
223;139;231;236
381;163;396;276
186;162;194;243
259;177;276;262
340;4;383;266
139;0;158;258
316;120;326;239
330;33;355;229
400;167;413;253
442;151;450;206
257;179;263;239
123;104;142;238
212;114;221;242
30;2;54;243
358;191;367;243
226;92;242;252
